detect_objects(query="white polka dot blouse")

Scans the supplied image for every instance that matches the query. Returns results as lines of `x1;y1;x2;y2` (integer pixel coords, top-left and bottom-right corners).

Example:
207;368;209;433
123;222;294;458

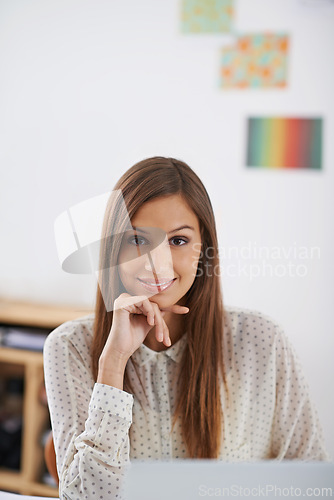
43;305;329;499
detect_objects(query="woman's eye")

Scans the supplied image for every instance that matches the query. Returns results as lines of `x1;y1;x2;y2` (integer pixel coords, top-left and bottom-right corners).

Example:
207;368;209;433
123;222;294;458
127;235;188;247
128;235;148;246
170;237;188;246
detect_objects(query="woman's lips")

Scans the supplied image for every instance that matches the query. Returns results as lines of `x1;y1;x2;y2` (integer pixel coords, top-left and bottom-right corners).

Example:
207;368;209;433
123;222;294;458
137;277;176;293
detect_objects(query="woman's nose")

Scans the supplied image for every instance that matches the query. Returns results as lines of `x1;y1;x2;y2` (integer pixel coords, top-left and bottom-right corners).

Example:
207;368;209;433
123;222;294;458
144;244;174;278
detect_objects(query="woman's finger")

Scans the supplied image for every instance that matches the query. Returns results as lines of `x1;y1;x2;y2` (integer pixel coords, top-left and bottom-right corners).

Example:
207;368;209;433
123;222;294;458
122;296;156;326
150;302;164;342
161;304;189;315
114;293;149;310
148;304;170;345
147;311;155;326
162;318;171;347
139;298;158;326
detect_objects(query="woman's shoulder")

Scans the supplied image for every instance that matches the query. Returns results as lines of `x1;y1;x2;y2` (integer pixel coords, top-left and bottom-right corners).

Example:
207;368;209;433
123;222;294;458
222;305;291;381
43;313;95;357
223;304;285;347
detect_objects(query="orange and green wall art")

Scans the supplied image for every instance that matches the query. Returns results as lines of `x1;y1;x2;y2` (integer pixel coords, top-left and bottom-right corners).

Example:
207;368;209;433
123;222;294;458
181;0;234;33
220;33;289;88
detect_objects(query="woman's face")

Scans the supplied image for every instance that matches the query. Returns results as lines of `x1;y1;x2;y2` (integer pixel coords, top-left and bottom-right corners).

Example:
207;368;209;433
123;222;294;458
118;194;202;308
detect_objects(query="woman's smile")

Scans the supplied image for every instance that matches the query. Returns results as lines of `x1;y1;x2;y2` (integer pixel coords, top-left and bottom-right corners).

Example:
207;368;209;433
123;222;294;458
137;277;177;293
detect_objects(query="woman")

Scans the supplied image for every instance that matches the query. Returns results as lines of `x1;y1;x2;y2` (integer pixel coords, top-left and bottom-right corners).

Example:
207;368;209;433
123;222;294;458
44;157;328;499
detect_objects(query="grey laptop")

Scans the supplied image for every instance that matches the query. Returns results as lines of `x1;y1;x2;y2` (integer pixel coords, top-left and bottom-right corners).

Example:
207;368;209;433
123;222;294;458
124;460;334;500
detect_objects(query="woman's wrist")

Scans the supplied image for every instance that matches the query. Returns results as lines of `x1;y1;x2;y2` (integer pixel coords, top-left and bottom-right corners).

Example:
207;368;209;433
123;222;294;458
97;353;128;390
97;369;125;390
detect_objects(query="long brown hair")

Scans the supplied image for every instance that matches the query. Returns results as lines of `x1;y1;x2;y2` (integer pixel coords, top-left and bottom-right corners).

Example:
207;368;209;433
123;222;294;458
91;157;225;458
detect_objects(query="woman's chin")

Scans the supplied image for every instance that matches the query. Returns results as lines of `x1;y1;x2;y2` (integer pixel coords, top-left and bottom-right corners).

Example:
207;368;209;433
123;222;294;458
147;295;176;309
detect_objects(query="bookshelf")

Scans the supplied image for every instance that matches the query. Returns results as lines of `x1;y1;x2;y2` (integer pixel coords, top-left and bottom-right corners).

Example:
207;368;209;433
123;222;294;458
0;297;93;497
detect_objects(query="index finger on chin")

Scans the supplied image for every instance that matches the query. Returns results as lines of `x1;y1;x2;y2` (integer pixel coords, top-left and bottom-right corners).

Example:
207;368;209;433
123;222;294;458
161;305;189;314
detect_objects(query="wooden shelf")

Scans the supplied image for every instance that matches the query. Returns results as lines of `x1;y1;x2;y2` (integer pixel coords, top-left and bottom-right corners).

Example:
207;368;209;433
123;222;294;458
0;298;93;497
0;296;92;328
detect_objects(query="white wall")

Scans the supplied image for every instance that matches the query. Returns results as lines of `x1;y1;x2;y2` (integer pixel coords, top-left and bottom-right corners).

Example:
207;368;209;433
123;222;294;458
0;0;333;456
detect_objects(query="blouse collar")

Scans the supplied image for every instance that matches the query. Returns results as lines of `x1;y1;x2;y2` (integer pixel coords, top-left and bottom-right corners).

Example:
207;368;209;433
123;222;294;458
131;332;187;366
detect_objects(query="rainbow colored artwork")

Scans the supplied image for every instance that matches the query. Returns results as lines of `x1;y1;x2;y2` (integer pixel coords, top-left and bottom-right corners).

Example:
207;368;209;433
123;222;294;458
246;117;322;169
181;0;234;33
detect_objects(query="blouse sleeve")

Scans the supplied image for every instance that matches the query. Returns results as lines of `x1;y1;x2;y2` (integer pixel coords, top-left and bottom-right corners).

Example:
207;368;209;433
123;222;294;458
271;327;330;460
43;325;133;500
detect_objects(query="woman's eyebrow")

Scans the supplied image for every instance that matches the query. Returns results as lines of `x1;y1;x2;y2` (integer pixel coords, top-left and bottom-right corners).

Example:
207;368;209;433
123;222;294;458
168;225;195;234
132;225;195;234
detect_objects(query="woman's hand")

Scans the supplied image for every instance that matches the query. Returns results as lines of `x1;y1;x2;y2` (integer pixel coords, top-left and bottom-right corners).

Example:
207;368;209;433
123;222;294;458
97;293;189;389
